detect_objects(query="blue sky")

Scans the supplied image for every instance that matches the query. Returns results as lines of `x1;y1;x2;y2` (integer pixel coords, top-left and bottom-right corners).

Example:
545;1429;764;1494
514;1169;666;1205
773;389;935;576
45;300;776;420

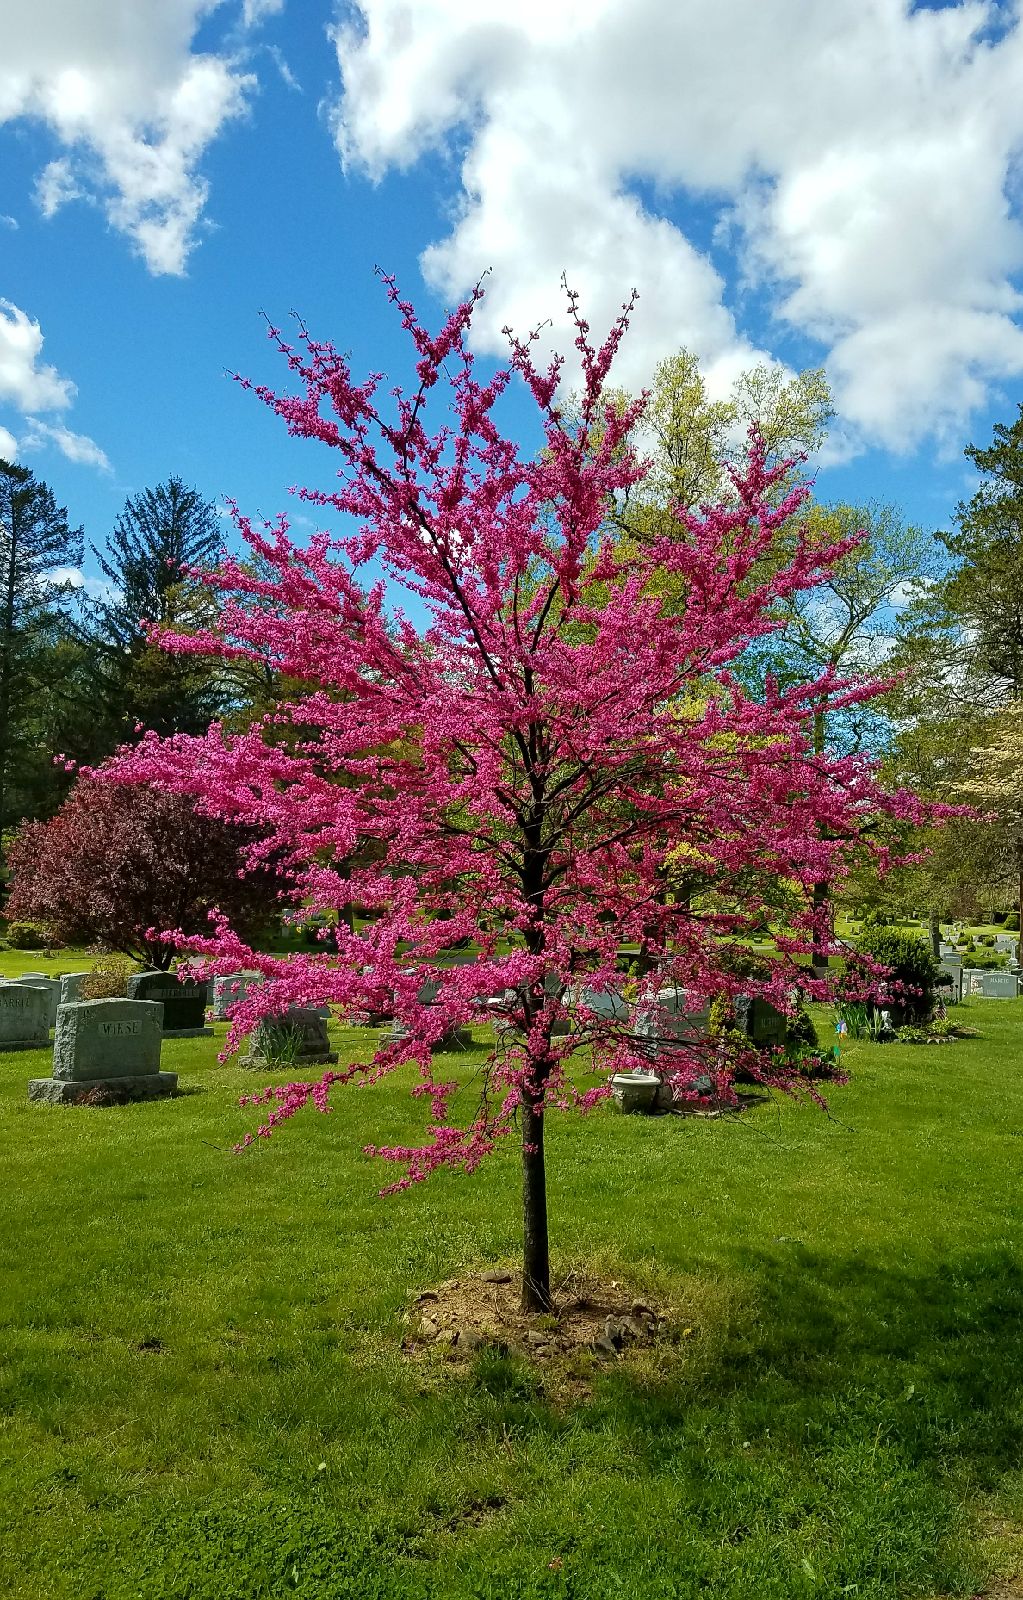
2;0;1023;594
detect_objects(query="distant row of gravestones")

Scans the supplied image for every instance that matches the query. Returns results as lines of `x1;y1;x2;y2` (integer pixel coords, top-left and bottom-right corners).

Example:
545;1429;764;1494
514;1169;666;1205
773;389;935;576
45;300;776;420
13;946;1020;1108
0;968;337;1106
937;949;1022;1001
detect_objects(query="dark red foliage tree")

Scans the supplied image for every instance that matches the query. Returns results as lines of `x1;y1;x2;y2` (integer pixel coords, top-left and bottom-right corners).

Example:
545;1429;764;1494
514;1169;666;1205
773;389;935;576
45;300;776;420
5;777;279;968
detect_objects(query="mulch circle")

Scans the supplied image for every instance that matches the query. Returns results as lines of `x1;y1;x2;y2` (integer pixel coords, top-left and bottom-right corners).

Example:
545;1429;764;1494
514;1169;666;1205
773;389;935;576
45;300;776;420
399;1266;682;1368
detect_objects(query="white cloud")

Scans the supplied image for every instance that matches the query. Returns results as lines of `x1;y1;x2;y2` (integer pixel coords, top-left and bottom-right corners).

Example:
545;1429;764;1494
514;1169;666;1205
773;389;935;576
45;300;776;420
44;567;121;602
0;300;75;412
21;418;112;471
242;0;285;24
331;0;1023;452
0;300;109;471
0;214;17;230
0;1;266;275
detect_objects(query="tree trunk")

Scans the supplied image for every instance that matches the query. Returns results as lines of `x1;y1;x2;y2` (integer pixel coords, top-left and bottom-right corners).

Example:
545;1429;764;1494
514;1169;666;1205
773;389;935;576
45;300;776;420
520;1087;552;1313
1018;863;1023;970
929;908;941;961
812;879;831;977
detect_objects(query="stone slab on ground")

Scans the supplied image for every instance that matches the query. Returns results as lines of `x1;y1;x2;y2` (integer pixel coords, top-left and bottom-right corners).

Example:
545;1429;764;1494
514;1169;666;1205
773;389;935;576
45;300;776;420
28;1072;178;1104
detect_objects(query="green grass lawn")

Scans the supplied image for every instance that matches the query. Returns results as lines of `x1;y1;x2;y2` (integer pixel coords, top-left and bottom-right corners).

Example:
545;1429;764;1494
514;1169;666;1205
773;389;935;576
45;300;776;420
2;975;1023;1597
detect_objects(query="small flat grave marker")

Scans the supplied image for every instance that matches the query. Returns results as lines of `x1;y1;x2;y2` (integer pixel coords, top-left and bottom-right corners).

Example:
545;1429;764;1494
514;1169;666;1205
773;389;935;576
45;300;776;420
126;970;213;1037
28;998;176;1104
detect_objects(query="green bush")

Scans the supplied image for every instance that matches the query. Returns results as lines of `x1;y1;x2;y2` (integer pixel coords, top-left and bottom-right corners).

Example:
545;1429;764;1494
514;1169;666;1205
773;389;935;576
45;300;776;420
6;921;50;950
1007;912;1020;931
855;926;941;1024
80;952;139;1000
978;933;995;947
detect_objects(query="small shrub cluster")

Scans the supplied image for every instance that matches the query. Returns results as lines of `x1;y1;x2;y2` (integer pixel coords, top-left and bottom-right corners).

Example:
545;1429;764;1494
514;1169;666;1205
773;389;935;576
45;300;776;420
80;952;139;1001
6;921;52;950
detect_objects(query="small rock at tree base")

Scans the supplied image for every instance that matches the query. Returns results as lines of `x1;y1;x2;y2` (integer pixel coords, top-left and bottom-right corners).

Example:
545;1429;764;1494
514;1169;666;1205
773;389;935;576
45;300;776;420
481;1269;512;1284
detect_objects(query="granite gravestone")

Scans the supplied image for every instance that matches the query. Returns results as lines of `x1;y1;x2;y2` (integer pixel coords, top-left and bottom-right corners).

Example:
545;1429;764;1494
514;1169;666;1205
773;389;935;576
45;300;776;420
240;1007;338;1069
126;970;212;1037
937;961;962;1002
58;972;90;1007
980;971;1019;998
633;984;710;1056
0;984;50;1051
734;995;788;1047
211;971;263;1021
389;961;483;1050
15;973;61;1029
28;999;176;1103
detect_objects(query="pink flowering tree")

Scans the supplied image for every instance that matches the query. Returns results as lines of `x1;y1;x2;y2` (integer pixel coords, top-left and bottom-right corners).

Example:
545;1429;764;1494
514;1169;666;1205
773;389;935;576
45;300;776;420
103;278;932;1312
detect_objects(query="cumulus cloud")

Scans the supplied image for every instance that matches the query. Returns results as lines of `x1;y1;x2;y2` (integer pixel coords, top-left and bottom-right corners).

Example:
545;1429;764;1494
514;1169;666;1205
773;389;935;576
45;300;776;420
20;419;112;472
0;0;272;275
0;299;109;469
0;300;75;413
331;0;1023;452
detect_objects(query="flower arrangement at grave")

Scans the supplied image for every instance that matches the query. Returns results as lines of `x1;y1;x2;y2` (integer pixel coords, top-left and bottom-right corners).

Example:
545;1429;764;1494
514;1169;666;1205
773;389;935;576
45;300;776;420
99;277;940;1310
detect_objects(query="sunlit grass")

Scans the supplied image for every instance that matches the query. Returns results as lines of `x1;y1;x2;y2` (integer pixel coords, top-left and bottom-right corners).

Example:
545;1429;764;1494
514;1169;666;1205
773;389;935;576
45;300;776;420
1;988;1023;1596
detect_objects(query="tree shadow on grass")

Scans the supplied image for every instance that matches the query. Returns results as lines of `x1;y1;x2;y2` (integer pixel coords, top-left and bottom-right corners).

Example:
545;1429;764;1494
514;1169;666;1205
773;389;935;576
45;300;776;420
586;1246;1022;1463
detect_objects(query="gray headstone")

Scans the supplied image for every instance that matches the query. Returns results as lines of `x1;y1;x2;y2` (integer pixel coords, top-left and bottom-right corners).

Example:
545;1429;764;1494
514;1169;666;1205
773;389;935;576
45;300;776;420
125;970;212;1036
633;984;710;1054
211;970;263;1021
241;1007;338;1068
734;995;788;1047
52;999;165;1080
962;968;986;997
0;984;50;1051
568;985;631;1022
14;974;61;1028
58;973;90;1007
981;971;1019;999
937;962;962;1002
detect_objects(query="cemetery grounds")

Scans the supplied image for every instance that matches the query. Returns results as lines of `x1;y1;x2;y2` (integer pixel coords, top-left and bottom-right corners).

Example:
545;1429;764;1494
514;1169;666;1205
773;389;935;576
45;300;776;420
2;948;1023;1598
